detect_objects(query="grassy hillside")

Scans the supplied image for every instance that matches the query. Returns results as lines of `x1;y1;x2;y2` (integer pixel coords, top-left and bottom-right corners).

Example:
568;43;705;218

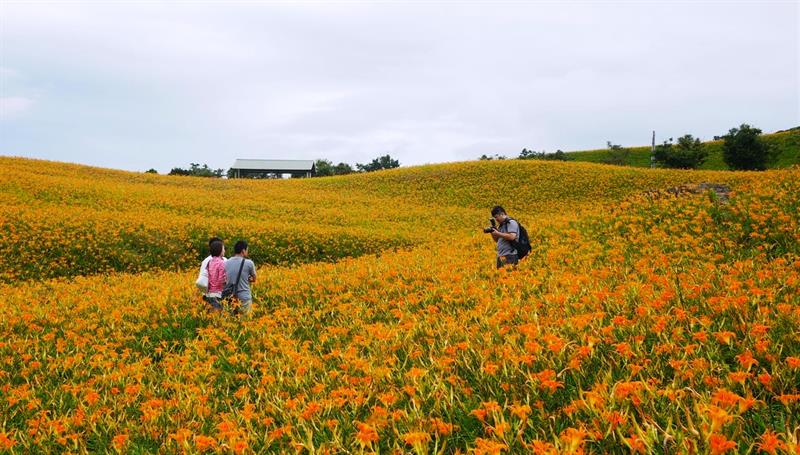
565;128;800;169
0;156;756;282
0;158;798;452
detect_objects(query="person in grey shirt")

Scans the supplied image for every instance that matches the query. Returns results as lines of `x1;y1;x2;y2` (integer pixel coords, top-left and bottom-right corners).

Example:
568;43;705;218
488;205;519;269
224;240;257;316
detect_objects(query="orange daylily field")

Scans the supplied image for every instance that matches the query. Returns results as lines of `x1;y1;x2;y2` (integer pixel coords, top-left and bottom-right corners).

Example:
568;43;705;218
0;156;798;454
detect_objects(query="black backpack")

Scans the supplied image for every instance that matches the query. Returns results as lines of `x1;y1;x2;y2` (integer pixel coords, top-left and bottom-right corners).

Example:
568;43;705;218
507;218;531;260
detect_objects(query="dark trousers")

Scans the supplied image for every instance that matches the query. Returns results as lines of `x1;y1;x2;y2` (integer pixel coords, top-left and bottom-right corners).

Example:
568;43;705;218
203;295;223;312
496;254;519;269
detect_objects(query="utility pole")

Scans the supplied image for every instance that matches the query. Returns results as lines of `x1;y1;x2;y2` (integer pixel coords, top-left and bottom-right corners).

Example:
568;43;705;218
650;130;656;168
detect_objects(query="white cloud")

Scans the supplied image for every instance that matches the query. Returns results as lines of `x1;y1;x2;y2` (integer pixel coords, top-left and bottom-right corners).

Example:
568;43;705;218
0;1;796;171
0;67;21;79
0;96;34;120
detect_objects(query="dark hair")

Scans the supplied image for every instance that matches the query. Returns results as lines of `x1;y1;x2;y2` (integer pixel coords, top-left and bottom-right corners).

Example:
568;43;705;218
209;240;224;257
234;240;248;254
208;237;222;247
491;206;506;217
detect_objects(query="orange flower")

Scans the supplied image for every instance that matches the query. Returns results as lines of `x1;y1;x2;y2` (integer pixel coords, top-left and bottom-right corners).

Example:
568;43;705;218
112;434;129;451
0;432;16;450
193;435;217;452
615;342;633;359
728;371;751;384
402;431;431;446
711;389;742;409
625;434;647;453
705;406;734;434
84;390;101;406
709;434;737;454
428;418;455;436
560;427;589;451
474;437;508;455
482;362;499;375
735;351;758;370
509;403;531;420
169;428;192;445
470;408;488;422
354;423;379;447
755;430;784;454
714;331;736;345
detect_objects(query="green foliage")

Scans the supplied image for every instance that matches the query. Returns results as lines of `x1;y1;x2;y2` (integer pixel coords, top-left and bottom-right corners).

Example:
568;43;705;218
518;148;573;161
314;160;355;176
602;142;630;166
169;163;224;178
145;168;158;174
763;128;800;168
334;162;355;175
356;154;400;172
314;159;335;177
722;124;774;171
653;134;709;169
564;129;799;170
479;154;507;160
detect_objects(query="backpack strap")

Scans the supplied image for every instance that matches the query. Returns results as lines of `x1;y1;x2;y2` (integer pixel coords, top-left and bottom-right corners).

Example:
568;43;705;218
233;257;246;293
500;217;520;255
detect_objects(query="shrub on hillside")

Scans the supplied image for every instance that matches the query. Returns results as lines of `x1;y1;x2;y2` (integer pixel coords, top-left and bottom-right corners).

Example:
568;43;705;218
334;162;355;175
313;159;356;176
169;163;224;177
314;159;335;176
518;148;573;161
602;142;630;166
722;124;774;170
356;155;400;172
653;134;709;169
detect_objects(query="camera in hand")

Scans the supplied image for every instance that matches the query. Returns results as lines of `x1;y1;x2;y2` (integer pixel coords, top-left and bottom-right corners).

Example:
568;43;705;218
483;218;497;233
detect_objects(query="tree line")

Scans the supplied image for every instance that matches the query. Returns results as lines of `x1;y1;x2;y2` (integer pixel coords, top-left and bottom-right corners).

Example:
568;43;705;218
149;154;401;178
643;123;774;170
313;154;401;176
149;122;778;177
481;122;777;171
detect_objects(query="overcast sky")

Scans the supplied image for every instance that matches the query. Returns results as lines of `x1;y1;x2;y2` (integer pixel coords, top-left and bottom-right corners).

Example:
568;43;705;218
1;1;797;173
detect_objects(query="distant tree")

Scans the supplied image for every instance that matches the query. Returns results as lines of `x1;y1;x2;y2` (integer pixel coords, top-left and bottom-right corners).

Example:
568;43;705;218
145;168;158;174
333;162;354;175
518;148;573;161
168;167;191;176
314;159;335;177
602;142;630;166
653;134;708;169
550;150;572;161
356;154;400;172
169;163;224;177
721;124;774;170
479;154;507;160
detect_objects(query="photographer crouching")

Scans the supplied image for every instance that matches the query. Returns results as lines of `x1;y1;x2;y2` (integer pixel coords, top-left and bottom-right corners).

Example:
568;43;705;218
484;205;520;269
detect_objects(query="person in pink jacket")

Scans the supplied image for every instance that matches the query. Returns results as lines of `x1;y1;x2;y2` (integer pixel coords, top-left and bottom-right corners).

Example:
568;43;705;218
204;239;227;312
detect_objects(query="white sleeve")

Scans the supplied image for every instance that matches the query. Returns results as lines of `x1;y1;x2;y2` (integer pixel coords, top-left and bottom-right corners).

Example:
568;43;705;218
199;256;211;277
